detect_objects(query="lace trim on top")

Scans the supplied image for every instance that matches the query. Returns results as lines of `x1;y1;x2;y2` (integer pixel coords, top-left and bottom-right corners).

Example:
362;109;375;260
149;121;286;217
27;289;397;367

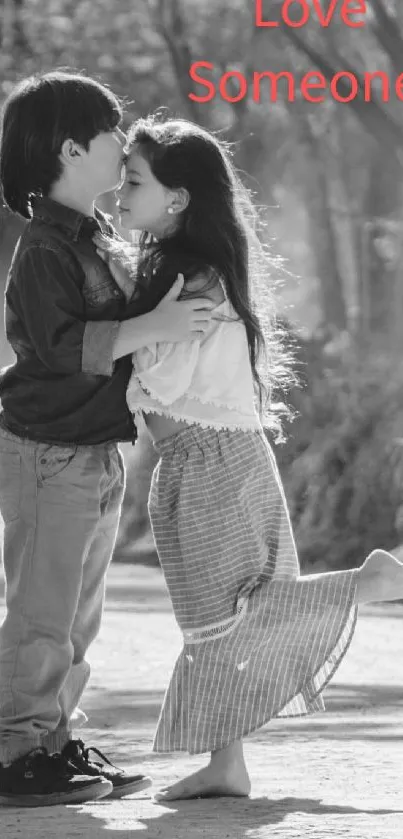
130;367;257;419
134;406;261;434
128;375;261;431
182;597;248;646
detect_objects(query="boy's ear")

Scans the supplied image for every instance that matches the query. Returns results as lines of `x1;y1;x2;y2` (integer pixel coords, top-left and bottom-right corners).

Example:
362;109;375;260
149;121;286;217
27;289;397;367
60;138;84;166
169;187;190;214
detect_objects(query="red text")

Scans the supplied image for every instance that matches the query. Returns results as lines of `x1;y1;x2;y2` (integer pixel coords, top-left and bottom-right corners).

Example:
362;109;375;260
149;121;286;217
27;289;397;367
255;0;367;29
189;63;398;105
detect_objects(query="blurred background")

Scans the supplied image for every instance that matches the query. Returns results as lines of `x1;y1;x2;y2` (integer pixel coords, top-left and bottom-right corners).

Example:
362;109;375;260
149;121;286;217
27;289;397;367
1;0;403;573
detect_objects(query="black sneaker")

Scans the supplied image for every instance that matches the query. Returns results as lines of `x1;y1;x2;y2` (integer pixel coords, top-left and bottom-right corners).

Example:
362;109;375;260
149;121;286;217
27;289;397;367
0;747;113;807
62;739;152;799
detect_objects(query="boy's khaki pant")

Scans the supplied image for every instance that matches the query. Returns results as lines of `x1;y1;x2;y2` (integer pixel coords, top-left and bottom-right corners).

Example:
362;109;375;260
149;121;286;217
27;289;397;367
0;426;125;764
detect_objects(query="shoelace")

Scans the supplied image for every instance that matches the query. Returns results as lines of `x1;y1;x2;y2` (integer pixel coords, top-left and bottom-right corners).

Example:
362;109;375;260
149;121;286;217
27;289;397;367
74;740;120;772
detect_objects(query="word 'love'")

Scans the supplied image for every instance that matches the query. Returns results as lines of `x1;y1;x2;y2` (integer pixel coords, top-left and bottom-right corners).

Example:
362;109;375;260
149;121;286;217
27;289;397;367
255;0;367;29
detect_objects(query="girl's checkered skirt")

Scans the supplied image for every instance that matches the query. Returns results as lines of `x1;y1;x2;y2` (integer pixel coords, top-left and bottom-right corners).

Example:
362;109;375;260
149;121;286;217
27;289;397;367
148;425;358;755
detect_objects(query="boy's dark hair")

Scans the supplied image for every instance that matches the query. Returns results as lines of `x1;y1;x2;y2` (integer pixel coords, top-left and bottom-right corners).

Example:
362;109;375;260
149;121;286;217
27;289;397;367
0;70;123;219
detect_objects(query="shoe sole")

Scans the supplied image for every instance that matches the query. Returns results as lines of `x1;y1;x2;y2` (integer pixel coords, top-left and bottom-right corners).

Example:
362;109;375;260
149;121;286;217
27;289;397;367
104;775;153;799
0;777;113;807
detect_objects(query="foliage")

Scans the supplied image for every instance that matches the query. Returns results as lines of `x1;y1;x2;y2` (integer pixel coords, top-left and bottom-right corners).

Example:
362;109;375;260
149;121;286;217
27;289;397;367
276;339;403;570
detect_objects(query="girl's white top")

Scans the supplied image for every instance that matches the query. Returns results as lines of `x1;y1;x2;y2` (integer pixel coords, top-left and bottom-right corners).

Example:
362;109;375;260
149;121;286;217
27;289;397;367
126;284;262;433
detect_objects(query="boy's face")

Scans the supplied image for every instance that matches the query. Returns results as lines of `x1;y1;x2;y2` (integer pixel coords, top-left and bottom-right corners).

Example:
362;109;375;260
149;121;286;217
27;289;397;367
80;128;126;196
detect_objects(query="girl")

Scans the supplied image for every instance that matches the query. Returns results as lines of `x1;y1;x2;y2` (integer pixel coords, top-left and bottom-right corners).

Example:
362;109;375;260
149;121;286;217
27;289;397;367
97;115;403;801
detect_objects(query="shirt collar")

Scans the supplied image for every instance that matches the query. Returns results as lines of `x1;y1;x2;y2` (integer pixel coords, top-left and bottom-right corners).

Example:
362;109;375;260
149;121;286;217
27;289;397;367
31;196;113;241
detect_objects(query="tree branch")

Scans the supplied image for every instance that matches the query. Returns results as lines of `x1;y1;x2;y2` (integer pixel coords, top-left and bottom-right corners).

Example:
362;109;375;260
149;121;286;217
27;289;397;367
370;0;403;77
151;0;202;121
281;26;403;161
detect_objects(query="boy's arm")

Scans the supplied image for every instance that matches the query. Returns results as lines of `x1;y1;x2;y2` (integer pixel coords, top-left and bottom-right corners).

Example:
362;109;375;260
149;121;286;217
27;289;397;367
16;247;214;376
16;244;119;376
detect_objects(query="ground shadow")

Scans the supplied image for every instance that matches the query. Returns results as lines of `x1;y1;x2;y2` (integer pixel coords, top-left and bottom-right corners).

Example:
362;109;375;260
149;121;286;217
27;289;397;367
324;683;403;711
76;795;403;838
82;687;163;729
105;602;172;614
82;683;403;721
3;793;403;839
0;579;173;614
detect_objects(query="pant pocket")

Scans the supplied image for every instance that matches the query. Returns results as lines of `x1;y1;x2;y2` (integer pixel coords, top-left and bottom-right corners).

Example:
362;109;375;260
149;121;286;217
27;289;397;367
36;444;78;483
0;450;21;522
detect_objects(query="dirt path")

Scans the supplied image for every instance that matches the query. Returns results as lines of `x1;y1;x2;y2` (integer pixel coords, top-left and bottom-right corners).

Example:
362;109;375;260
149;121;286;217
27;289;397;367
1;565;403;839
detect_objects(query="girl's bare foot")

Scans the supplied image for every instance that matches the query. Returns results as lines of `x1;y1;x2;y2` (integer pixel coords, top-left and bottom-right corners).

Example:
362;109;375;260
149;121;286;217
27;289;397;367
154;740;251;801
356;549;403;603
154;761;251;801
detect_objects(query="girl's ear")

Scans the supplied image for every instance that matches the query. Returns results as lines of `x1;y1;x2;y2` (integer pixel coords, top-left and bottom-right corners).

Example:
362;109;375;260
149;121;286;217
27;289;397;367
169;187;190;214
60;138;83;166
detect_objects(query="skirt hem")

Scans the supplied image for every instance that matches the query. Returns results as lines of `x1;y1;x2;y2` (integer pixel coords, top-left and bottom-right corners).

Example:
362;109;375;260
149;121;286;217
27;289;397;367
152;583;359;755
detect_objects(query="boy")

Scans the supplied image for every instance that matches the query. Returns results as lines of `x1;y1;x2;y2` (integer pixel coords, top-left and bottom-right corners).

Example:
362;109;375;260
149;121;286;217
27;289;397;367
0;71;213;807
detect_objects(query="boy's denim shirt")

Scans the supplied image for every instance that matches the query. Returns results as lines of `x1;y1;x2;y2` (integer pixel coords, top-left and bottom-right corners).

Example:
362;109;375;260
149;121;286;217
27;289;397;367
0;196;138;445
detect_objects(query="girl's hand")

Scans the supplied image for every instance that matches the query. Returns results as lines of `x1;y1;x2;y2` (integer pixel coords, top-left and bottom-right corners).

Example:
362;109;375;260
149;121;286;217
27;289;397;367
93;232;134;299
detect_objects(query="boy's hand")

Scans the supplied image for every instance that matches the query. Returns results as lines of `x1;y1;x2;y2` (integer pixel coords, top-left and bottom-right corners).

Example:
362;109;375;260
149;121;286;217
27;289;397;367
152;274;214;341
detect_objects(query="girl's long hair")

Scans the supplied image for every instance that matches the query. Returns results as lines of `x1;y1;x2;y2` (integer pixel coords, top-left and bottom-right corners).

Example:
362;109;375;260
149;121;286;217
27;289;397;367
119;115;294;435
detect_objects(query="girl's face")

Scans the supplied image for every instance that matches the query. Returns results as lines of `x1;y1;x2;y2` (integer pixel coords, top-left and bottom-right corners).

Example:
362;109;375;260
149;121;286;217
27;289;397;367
117;148;176;236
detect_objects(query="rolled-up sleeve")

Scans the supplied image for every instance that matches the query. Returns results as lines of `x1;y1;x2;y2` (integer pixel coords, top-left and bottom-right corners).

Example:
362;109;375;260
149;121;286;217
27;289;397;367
17;244;119;377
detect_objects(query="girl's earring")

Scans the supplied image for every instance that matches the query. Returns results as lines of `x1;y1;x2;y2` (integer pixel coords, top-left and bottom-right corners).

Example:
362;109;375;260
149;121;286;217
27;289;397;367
167;207;174;215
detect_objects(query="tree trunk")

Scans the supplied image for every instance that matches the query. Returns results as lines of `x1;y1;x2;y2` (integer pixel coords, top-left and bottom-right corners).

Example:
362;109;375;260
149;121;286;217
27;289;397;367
360;145;402;347
296;116;347;331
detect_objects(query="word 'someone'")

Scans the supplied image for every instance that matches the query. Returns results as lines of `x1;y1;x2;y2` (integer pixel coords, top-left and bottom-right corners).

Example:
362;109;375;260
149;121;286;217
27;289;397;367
189;64;403;105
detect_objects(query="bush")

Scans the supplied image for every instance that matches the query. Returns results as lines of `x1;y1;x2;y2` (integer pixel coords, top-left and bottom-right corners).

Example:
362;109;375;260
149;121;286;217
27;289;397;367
276;338;403;572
